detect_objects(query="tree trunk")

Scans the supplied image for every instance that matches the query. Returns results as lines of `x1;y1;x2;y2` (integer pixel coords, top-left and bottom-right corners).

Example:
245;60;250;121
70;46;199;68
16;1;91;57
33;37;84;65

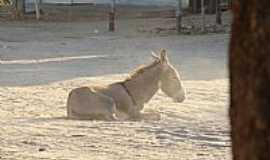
229;0;270;160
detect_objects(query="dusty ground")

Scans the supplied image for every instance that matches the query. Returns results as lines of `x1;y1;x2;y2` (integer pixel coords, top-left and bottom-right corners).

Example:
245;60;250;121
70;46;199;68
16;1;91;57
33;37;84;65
0;14;231;159
0;76;230;160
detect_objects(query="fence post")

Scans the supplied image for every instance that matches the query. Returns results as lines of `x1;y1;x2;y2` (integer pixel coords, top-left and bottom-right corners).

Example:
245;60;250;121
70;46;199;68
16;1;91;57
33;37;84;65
201;0;205;32
15;0;24;17
34;0;40;20
216;0;222;24
177;0;182;34
109;0;116;32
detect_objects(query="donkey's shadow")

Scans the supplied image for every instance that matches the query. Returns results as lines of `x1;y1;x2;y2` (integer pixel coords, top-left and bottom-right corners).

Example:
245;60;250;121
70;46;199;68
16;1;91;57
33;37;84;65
140;111;161;121
15;108;161;124
116;109;162;121
18;110;161;124
14;116;68;124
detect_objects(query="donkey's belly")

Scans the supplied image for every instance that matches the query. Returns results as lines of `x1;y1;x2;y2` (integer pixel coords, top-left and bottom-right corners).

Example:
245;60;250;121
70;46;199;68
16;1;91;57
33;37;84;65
67;86;116;120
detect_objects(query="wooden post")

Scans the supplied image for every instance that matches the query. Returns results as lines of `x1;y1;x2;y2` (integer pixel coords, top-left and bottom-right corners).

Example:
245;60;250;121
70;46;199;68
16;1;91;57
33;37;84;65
201;0;205;32
216;0;222;24
177;0;182;34
229;0;233;9
208;0;217;14
194;0;199;13
109;0;116;32
34;0;40;20
15;0;24;17
191;0;198;14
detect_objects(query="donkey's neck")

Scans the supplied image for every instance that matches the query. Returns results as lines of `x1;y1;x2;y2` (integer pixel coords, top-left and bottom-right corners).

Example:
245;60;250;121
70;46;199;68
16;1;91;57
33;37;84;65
124;65;162;105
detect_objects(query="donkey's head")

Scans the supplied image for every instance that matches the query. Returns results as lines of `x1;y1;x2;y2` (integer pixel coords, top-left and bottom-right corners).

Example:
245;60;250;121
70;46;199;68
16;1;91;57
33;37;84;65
152;49;186;103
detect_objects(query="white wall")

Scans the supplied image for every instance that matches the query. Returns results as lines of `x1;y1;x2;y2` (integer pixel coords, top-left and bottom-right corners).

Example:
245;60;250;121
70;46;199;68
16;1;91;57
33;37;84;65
114;0;189;8
42;0;95;4
41;0;189;8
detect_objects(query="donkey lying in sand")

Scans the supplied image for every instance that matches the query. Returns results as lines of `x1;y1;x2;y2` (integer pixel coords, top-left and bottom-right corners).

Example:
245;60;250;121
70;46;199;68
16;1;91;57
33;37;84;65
67;49;186;120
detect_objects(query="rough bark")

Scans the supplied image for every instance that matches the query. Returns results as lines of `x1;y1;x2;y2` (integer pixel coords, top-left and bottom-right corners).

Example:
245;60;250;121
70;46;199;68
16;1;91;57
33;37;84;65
229;0;270;160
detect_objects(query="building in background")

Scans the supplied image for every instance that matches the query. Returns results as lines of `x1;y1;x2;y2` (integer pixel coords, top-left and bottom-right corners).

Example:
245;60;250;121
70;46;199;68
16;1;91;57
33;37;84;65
189;0;231;14
1;0;230;19
1;0;190;14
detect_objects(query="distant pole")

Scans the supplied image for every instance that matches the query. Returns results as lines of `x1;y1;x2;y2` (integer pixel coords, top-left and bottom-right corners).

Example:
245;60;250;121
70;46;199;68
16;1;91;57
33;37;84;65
16;0;24;18
177;0;182;34
191;0;198;14
34;0;40;20
109;0;116;32
216;0;222;25
201;0;205;32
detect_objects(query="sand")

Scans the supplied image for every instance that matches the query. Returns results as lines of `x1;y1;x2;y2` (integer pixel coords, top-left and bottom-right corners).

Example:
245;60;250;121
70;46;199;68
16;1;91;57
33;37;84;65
0;75;230;160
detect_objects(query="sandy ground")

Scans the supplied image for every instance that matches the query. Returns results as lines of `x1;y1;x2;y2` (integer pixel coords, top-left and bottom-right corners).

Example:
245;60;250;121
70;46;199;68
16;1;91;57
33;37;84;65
0;16;231;159
0;75;230;160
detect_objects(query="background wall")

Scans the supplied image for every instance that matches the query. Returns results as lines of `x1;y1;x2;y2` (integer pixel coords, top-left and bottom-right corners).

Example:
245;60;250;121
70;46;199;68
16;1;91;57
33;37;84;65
41;0;189;8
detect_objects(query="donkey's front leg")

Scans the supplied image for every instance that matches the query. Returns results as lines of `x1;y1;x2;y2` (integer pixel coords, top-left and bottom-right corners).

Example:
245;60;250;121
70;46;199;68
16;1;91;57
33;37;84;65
128;104;144;120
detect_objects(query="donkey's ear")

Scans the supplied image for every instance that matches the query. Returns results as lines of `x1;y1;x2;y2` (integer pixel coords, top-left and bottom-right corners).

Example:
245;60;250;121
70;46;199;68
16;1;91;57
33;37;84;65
151;51;160;61
160;49;168;64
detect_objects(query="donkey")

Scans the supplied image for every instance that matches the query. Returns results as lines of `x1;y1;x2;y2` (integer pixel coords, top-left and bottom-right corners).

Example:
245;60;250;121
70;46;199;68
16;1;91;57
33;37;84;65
67;49;186;120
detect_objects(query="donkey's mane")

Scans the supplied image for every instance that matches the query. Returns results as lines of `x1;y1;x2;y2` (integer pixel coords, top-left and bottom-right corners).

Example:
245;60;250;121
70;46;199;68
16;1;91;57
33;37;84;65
124;59;161;81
